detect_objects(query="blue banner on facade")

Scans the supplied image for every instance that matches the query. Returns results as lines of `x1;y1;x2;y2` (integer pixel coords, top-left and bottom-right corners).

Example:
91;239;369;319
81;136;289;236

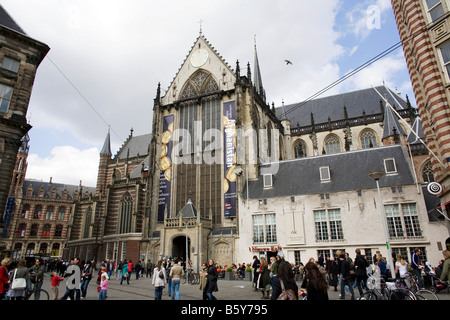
1;197;15;238
158;114;174;221
223;101;237;218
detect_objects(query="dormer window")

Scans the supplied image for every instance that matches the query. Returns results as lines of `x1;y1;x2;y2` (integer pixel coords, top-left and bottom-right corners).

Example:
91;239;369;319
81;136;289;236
263;174;273;188
320;166;331;182
384;158;397;174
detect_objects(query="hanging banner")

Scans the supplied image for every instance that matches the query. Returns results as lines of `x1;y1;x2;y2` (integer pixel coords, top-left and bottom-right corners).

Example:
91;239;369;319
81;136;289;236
1;197;14;238
223;101;237;218
158;114;174;221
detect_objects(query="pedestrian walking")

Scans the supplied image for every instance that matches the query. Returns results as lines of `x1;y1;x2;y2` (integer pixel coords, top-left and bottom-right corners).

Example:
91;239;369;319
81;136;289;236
252;256;260;292
269;256;278;288
301;261;328;301
257;257;271;299
152;260;167;300
60;258;82;300
120;259;130;285
199;262;208;300
339;254;355;300
327;257;339;291
0;258;10;300
169;258;184;300
205;259;218;300
80;260;93;299
28;258;45;300
99;273;108;300
8;259;28;300
50;271;64;300
411;248;424;289
439;250;450;282
271;260;298;300
354;249;369;297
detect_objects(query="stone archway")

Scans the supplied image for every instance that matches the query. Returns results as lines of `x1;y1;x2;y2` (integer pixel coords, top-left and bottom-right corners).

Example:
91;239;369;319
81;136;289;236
172;235;191;261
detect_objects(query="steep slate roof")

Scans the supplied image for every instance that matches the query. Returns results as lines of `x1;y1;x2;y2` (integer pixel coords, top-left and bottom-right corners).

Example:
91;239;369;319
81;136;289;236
176;197;197;218
244;145;415;199
407;117;426;145
22;180;96;200
383;101;407;139
277;86;409;126
0;4;26;35
100;130;112;155
116;133;152;160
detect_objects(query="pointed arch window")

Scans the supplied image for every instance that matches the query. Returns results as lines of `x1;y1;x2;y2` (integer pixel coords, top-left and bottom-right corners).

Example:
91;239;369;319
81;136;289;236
360;129;378;149
422;159;435;183
119;193;133;234
294;140;307;158
324;134;341;154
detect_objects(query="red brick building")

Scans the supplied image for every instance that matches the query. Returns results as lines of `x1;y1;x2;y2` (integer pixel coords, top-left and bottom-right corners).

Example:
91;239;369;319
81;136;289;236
391;0;450;214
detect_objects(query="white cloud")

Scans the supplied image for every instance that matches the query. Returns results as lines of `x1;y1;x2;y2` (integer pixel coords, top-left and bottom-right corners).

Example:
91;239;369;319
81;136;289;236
27;146;99;187
344;0;392;39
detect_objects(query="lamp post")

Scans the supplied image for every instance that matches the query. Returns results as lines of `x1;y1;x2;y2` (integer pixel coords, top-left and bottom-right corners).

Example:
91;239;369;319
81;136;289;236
368;171;394;273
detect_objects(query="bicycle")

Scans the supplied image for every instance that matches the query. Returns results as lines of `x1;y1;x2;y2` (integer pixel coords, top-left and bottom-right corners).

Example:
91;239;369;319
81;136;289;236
359;276;416;300
183;269;199;285
402;274;439;300
24;287;50;300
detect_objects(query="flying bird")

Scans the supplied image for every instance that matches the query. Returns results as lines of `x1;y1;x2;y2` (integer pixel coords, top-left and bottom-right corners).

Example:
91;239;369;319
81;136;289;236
285;60;293;65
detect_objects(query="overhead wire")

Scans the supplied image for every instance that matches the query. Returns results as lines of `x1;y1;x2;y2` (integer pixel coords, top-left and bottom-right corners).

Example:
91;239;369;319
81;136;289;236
47;55;123;143
278;17;436;119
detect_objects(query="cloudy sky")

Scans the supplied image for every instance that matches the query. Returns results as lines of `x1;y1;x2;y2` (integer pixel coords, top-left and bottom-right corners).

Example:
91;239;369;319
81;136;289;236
2;0;413;187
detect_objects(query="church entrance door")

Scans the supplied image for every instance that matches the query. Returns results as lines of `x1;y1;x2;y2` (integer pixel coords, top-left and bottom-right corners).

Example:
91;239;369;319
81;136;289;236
172;236;190;262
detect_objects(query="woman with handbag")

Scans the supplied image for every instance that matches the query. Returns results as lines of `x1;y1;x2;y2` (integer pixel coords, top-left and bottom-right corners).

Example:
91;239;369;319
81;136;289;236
8;259;29;300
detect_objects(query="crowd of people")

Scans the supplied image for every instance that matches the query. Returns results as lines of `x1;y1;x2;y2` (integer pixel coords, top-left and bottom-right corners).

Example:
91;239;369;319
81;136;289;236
0;242;449;301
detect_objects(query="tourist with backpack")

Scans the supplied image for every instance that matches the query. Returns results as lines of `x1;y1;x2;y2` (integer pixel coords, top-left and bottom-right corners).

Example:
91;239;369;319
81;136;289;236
271;260;298;300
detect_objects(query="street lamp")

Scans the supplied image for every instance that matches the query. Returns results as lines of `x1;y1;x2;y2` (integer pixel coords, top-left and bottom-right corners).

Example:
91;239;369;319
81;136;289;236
368;171;394;273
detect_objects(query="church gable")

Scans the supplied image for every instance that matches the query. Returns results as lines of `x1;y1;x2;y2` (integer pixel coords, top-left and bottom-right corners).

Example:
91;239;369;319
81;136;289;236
161;34;236;105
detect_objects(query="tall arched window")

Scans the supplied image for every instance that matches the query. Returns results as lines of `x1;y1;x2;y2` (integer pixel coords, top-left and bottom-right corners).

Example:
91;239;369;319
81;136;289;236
324;134;341;154
119;193;133;234
83;207;92;239
267;122;273;158
360;129;378;149
421;159;435;183
293;140;307;158
175;70;222;224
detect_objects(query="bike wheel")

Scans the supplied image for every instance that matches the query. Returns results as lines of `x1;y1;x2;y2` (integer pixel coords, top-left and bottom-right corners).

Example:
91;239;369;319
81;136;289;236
27;289;49;300
415;289;439;300
389;290;415;300
359;291;378;300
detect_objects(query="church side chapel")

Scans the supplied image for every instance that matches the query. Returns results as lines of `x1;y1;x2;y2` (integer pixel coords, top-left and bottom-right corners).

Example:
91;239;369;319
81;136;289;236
60;32;447;270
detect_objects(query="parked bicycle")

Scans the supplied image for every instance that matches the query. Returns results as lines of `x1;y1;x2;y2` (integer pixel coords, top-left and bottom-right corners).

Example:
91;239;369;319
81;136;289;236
402;274;439;300
359;275;416;300
183;268;199;285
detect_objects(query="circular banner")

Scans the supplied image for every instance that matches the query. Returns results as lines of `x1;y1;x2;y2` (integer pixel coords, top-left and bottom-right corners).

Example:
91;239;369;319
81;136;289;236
427;182;442;195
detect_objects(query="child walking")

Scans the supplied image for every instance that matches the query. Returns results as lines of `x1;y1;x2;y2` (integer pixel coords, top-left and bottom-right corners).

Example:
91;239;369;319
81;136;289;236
99;273;108;300
50;272;65;300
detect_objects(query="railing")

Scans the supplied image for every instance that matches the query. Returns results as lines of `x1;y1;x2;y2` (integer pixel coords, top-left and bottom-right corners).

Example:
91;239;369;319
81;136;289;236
164;216;212;229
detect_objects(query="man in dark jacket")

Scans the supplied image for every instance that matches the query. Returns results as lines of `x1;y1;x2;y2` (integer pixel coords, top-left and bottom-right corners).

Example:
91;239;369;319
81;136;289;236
339;254;355;300
354;249;368;297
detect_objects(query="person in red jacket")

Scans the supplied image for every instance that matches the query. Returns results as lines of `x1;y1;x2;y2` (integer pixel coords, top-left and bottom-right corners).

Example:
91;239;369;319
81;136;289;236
50;271;65;300
0;259;10;300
